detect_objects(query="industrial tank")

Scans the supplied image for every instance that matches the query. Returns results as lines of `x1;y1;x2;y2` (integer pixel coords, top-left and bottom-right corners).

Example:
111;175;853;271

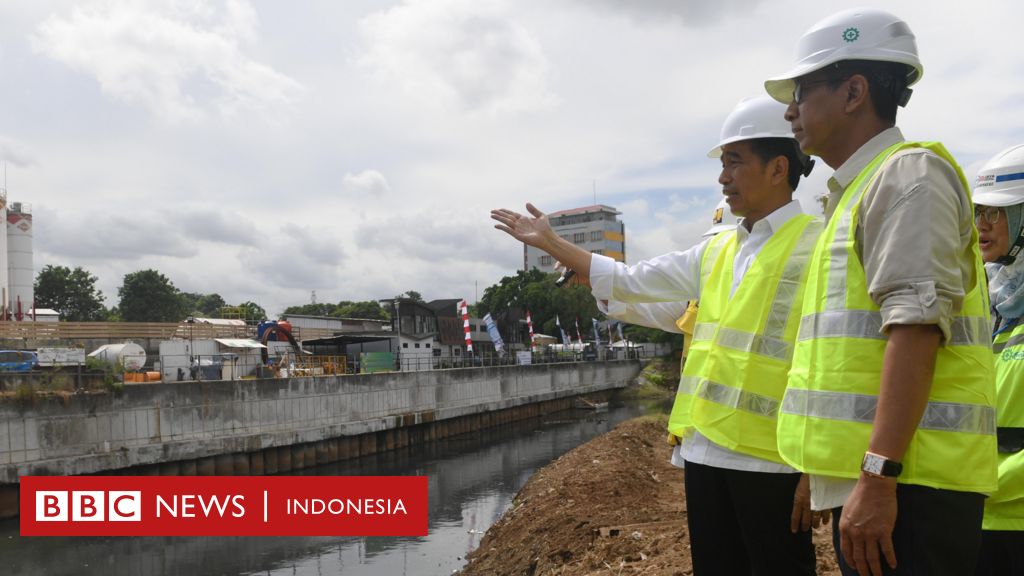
88;342;147;372
7;202;31;320
0;190;8;318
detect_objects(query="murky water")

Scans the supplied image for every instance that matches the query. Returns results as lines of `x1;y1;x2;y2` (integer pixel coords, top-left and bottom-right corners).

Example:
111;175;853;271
0;395;664;576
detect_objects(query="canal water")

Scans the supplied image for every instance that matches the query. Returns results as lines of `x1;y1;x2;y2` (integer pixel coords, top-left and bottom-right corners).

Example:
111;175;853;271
0;395;664;576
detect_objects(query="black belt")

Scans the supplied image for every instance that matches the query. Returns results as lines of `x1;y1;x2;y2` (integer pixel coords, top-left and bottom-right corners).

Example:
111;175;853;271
997;427;1024;454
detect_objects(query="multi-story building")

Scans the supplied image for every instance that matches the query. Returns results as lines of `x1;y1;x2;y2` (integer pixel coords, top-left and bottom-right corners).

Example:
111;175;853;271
523;204;625;273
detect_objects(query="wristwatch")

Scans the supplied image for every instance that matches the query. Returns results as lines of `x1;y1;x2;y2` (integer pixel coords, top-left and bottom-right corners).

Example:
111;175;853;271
861;452;902;478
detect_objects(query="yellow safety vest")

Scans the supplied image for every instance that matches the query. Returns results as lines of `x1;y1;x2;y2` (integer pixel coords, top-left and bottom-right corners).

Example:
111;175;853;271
778;141;997;493
666;213;822;463
985;320;1024;529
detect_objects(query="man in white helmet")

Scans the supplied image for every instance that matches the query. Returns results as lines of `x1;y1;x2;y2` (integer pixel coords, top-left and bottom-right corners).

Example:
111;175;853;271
971;144;1024;576
765;8;997;576
492;95;823;575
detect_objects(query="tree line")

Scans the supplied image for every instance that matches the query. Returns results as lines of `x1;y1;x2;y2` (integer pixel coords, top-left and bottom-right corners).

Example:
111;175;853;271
31;265;677;344
33;266;266;323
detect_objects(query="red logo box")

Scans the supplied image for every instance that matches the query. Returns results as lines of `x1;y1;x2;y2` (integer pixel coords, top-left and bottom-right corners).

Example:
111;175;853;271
21;476;427;536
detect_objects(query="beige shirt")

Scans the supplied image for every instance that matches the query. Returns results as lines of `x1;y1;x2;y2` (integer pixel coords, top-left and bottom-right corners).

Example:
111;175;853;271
811;126;977;510
824;126;976;343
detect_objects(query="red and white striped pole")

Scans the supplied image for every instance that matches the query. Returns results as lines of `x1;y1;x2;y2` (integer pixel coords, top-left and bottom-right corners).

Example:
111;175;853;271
460;299;473;353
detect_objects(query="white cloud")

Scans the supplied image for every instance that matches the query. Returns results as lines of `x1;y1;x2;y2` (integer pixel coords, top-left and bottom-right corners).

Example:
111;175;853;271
356;0;557;115
342;170;390;197
0;136;35;167
31;0;303;122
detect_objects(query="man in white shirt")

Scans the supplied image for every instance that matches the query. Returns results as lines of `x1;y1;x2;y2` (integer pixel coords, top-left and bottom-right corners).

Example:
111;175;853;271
492;95;823;575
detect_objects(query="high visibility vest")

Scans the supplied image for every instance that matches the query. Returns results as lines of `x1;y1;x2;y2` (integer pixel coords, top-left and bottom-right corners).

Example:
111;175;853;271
984;320;1024;529
666;213;822;463
778;142;997;493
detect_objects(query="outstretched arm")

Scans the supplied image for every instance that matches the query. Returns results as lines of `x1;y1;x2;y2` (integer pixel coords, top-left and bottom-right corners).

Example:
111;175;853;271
491;203;593;278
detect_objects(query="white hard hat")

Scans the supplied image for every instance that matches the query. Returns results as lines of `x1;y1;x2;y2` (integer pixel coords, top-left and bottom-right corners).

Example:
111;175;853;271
764;8;923;105
708;96;794;158
973;144;1024;207
703;198;737;237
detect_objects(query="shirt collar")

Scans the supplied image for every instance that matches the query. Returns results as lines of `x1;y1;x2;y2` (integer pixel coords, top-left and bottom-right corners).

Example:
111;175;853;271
735;199;804;241
830;126;905;191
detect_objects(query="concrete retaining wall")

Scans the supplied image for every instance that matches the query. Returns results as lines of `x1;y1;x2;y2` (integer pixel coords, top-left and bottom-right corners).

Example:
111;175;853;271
0;360;639;484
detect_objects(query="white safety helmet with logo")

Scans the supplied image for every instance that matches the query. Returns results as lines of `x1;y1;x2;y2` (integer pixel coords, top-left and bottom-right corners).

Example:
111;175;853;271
974;144;1024;264
764;8;923;106
703;198;737;237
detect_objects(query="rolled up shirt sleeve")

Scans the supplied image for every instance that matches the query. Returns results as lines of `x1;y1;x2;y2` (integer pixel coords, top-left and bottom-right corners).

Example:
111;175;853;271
859;150;976;343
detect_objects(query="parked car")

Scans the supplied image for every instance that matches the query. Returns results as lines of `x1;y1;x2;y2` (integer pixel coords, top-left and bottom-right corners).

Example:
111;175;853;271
0;350;38;372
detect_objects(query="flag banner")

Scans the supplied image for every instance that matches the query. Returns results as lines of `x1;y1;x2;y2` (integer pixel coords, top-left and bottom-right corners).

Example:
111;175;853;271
556;315;569;346
483;313;505;353
459;299;472;353
592;318;601;346
21;476;427;537
574;318;583;344
526;310;535;344
617;322;625;343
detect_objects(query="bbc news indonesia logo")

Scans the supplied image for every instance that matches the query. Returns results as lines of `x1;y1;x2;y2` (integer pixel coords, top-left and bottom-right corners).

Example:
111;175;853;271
21;476;427;536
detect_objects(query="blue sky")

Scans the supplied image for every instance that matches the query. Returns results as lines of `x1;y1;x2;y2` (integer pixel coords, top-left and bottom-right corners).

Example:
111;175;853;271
0;0;1021;316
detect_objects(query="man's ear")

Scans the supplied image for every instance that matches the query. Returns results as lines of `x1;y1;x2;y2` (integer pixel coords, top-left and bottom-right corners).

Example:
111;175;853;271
844;74;870;113
770;155;789;186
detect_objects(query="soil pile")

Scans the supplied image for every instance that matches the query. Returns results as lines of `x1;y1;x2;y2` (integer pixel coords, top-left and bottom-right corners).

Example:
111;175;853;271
461;416;841;576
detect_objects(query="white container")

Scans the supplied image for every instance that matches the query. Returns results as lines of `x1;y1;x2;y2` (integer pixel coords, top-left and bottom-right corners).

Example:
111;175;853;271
6;203;31;319
89;342;147;372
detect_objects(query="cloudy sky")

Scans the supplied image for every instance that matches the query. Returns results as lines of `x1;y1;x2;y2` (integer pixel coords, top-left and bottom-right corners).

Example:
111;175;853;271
0;0;1020;317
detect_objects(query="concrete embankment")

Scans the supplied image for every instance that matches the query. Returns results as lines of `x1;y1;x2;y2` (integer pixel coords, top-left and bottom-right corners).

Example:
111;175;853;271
0;360;640;518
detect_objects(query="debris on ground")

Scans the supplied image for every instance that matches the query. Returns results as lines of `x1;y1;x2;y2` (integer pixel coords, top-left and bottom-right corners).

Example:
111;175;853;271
460;416;841;576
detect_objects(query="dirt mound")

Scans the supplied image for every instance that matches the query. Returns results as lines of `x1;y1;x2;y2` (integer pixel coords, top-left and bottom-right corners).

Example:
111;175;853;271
461;416;841;576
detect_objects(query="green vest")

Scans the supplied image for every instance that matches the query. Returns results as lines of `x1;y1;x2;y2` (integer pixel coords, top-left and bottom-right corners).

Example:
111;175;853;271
778;141;997;493
667;213;822;463
985;320;1024;529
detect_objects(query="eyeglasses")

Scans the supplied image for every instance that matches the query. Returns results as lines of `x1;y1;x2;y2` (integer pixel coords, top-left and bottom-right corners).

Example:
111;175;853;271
975;205;1003;225
792;76;849;105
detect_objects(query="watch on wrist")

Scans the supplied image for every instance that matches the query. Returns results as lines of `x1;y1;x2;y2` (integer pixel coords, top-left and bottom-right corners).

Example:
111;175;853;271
861;451;902;478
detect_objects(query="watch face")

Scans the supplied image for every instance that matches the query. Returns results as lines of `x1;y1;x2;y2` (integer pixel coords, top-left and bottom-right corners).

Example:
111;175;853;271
862;454;885;475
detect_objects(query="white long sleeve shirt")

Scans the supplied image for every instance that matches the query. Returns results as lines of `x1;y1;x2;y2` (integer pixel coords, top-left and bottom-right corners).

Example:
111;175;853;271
591;200;805;474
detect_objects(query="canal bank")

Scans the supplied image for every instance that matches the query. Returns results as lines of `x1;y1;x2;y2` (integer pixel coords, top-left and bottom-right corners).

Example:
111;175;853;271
1;395;660;576
0;360;641;518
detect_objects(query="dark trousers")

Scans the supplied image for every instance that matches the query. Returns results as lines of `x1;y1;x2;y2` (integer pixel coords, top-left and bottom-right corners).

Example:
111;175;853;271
684;460;816;576
831;484;984;576
975;530;1024;575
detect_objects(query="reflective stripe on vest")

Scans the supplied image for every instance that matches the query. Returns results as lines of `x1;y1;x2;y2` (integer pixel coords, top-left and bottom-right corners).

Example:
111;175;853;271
695;379;780;418
798;310;989;346
782;388;995;435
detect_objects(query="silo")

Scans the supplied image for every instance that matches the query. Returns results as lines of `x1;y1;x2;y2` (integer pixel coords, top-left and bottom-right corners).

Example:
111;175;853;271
0;190;8;319
7;202;32;321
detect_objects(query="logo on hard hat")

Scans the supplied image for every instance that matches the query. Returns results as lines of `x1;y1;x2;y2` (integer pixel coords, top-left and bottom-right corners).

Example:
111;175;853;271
712;207;724;225
976;174;995;187
842;27;860;42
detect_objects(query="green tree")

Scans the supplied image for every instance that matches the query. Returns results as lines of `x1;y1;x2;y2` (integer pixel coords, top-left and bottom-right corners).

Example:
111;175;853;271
477;269;602;344
395;290;424;302
118;269;187;322
236;301;267;323
34;265;107;321
332;300;390;320
282;303;337;316
180;292;228;317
